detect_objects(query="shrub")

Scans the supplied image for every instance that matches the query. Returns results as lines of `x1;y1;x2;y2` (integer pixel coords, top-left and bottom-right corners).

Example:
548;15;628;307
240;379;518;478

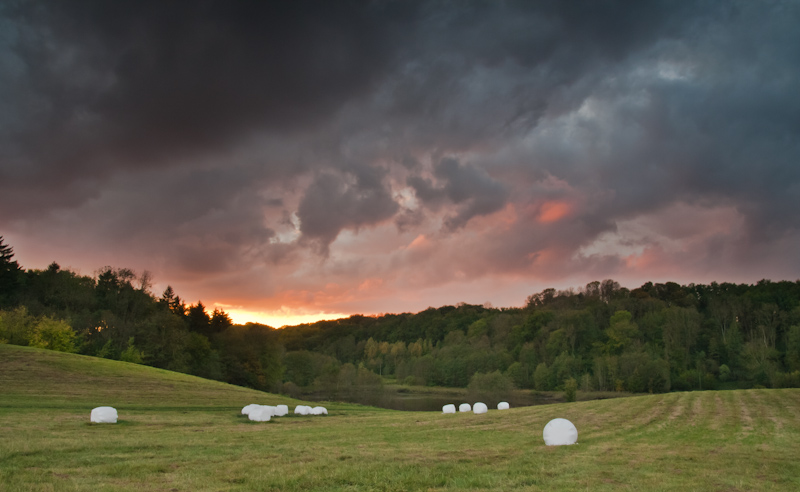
120;337;144;364
719;364;731;382
282;381;300;398
505;361;530;389
356;366;383;388
580;373;593;392
533;363;553;391
0;306;36;346
772;371;800;388
564;377;577;402
403;375;424;386
468;370;515;403
96;339;115;359
28;317;77;353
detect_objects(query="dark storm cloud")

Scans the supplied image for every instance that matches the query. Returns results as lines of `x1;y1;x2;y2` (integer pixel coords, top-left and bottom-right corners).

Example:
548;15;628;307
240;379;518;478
297;166;399;254
3;0;800;312
0;0;413;213
413;0;688;69
0;0;691;217
540;0;800;246
408;157;508;230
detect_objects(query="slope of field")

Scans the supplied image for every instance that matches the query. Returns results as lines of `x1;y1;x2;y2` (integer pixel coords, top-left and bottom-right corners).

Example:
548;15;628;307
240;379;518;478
0;344;306;409
2;344;800;491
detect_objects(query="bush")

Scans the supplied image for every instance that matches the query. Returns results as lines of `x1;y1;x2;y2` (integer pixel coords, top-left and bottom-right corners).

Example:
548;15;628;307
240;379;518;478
0;306;36;346
120;337;144;364
28;317;77;353
772;371;800;388
563;377;577;402
505;361;530;389
673;370;718;391
96;339;115;359
356;366;383;388
533;363;553;391
282;381;301;398
403;375;425;386
467;370;515;403
719;364;731;382
580;373;593;392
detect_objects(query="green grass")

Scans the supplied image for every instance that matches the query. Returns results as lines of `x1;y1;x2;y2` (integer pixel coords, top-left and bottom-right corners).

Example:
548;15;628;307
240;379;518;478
2;344;800;491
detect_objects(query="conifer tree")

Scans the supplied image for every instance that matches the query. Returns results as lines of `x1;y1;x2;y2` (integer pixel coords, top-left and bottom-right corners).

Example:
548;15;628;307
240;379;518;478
0;236;22;308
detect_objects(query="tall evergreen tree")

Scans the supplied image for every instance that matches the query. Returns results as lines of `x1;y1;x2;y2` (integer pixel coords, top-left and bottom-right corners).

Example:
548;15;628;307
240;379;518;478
0;236;22;308
210;308;233;334
187;301;211;335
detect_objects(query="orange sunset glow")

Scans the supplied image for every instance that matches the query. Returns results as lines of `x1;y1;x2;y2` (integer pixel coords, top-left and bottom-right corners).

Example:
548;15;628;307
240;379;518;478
537;201;572;223
221;306;351;329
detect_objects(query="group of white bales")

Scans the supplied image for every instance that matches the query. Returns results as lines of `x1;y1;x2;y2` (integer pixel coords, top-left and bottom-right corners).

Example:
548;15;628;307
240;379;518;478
88;403;327;424
442;401;510;414
241;403;328;421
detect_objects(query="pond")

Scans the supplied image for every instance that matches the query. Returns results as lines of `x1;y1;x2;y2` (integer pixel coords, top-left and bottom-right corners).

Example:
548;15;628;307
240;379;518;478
298;386;565;412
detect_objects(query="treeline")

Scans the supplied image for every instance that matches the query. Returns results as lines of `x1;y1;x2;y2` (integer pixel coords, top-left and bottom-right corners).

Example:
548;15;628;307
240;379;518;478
274;279;800;394
2;236;800;398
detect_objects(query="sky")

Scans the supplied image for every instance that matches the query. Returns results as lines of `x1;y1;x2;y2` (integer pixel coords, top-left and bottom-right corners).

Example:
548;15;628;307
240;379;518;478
2;0;800;327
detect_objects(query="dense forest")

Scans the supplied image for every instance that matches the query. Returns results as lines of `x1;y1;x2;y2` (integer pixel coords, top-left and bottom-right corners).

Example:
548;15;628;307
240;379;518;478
3;236;800;399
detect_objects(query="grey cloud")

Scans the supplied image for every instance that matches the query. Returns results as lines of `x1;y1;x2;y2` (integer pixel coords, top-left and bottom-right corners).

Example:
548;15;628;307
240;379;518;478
0;0;413;212
0;0;696;216
466;0;800;267
591;10;799;237
406;175;446;209
297;167;399;254
395;208;426;233
3;0;800;307
409;157;508;231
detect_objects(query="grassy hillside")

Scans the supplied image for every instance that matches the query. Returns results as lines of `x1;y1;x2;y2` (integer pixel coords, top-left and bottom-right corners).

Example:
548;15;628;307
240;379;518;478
2;344;799;491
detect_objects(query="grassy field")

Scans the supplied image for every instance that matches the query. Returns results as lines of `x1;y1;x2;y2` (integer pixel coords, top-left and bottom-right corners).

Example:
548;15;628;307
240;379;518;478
2;344;800;491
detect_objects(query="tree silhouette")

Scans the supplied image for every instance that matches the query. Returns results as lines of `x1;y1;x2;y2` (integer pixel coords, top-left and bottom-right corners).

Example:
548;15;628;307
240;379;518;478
0;236;22;308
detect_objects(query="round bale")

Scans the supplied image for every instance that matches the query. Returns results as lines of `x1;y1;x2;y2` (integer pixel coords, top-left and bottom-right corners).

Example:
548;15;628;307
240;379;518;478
90;406;118;424
543;418;578;446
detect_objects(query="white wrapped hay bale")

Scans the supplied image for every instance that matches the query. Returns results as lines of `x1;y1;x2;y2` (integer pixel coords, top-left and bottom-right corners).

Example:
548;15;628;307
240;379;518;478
442;404;456;414
311;406;327;415
248;405;272;422
274;404;289;417
242;404;259;416
459;403;471;413
90;406;118;423
497;401;510;410
473;402;488;414
294;405;310;415
543;418;578;446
